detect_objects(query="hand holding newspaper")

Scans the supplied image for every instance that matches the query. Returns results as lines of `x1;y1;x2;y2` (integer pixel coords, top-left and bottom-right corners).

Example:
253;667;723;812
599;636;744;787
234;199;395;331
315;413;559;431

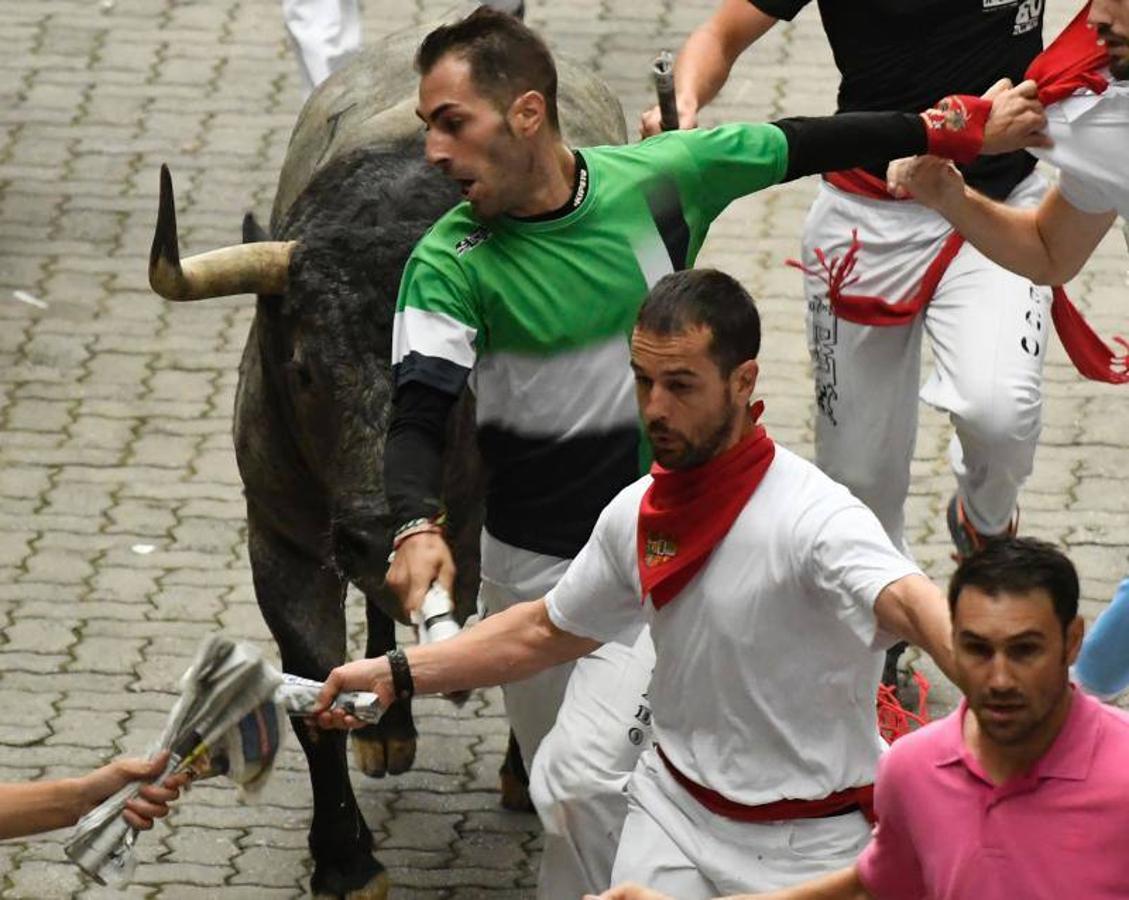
65;635;383;885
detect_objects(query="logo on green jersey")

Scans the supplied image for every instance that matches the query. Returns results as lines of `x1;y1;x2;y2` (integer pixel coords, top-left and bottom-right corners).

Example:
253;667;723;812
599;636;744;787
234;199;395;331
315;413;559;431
456;227;491;257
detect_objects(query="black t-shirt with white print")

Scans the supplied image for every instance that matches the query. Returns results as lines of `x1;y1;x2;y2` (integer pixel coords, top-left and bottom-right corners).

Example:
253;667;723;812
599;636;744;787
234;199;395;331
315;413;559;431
750;0;1046;198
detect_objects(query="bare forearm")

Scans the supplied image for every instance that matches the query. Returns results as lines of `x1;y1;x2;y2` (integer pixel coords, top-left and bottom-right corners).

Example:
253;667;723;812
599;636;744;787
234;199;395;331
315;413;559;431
935;184;1113;285
676;27;741;114
0;779;85;838
398;600;599;700
725;865;872;900
936;186;1059;282
676;2;777;114
876;575;956;684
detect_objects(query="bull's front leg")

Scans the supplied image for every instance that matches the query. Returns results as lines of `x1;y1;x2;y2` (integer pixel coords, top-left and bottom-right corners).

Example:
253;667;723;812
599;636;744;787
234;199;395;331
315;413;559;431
351;591;417;778
247;514;388;900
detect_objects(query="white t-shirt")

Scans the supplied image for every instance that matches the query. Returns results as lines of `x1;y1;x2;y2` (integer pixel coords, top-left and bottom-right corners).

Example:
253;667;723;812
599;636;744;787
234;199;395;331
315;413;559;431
1036;76;1129;219
545;446;921;805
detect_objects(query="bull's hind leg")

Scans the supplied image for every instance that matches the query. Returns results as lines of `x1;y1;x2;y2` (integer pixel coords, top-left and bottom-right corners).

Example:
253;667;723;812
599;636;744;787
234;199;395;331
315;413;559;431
352;595;417;777
499;728;535;812
247;515;388;900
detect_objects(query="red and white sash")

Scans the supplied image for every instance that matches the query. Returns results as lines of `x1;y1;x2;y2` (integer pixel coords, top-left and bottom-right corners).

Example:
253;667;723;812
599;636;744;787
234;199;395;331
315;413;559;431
793;4;1127;384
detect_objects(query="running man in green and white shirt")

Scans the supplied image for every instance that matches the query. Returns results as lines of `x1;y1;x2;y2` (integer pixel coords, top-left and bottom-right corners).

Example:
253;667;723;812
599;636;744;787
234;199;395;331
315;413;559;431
381;9;1047;898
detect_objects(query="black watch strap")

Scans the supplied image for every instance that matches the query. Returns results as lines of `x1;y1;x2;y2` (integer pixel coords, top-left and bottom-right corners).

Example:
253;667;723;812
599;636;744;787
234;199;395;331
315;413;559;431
386;647;414;703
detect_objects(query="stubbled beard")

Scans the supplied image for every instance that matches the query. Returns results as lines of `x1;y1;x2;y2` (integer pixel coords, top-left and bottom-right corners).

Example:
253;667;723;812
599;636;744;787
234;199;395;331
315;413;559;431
1097;27;1129;80
654;401;737;470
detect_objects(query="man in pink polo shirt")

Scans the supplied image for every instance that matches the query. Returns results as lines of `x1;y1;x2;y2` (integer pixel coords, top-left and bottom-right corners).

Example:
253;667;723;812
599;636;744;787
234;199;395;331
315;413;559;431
596;536;1129;900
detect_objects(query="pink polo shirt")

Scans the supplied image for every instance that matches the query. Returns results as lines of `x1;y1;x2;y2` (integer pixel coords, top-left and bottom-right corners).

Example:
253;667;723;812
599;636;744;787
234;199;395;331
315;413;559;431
857;689;1129;899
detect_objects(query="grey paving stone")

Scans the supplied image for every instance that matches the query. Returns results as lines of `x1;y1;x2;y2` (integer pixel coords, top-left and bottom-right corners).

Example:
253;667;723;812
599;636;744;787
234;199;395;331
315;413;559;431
4;860;88;900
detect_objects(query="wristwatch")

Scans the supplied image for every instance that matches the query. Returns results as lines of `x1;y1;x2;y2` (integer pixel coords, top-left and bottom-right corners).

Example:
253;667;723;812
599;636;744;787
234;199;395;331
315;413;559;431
386;647;414;703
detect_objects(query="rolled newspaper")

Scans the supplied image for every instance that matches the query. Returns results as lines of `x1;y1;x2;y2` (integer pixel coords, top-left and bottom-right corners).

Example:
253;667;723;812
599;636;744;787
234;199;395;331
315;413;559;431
414;583;460;644
275;672;384;723
65;636;384;886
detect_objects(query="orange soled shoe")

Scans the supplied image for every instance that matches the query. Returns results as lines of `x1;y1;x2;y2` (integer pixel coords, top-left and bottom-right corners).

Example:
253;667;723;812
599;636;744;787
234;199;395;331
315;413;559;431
946;494;1018;563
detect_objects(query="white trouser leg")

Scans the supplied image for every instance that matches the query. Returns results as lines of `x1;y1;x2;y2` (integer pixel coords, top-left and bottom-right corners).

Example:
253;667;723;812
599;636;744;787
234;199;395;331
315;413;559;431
803;192;924;553
614;750;871;896
530;628;655;898
281;0;362;95
803;176;1048;544
920;181;1049;536
478;578;574;764
609;793;717;899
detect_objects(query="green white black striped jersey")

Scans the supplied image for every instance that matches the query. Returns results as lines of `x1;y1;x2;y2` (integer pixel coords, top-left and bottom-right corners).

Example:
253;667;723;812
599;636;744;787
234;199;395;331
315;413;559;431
391;123;789;559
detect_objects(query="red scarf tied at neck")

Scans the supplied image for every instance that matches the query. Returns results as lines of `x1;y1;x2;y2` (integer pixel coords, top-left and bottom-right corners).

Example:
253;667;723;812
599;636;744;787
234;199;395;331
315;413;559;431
637;420;775;610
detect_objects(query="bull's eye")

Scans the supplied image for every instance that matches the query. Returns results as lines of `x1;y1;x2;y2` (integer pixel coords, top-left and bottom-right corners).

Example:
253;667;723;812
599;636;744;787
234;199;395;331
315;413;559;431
286;360;313;388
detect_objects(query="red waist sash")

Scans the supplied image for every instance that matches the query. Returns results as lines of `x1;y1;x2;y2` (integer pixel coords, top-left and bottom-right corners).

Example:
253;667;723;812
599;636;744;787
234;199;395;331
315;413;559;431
656;745;877;825
790;172;1129;385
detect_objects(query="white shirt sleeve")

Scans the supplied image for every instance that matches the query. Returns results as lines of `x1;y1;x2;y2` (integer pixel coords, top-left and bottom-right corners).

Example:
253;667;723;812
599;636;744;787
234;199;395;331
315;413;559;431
545;487;646;646
1056;168;1117;215
1039;86;1129;218
797;492;922;650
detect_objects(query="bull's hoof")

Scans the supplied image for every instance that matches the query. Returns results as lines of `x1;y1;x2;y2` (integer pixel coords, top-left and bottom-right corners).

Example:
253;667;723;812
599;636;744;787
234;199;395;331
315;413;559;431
346;872;391;900
352;731;417;777
314;871;389;900
499;768;535;812
312;860;389;900
351;700;418;777
351;719;418;777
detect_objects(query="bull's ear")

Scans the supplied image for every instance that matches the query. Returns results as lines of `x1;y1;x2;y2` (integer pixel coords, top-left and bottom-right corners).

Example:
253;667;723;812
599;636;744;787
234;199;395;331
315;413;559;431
242;212;269;244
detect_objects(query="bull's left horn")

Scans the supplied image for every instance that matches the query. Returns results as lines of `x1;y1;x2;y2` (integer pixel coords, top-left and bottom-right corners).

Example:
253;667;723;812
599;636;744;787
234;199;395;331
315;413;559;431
149;164;296;302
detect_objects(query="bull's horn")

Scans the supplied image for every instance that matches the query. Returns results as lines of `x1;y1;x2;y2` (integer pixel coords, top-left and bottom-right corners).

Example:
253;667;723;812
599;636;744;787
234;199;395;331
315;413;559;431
149;164;296;302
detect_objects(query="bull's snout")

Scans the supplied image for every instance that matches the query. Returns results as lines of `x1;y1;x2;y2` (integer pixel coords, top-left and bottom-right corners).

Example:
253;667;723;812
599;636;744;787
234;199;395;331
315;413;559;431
332;521;389;577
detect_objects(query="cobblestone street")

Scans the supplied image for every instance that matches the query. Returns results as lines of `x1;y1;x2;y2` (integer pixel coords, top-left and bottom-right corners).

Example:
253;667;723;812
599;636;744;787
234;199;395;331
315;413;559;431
0;0;1125;897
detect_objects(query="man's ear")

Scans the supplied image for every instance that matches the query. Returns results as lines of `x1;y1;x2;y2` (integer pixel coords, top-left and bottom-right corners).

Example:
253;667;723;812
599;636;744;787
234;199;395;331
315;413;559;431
733;359;759;404
1065;615;1085;666
508;90;547;137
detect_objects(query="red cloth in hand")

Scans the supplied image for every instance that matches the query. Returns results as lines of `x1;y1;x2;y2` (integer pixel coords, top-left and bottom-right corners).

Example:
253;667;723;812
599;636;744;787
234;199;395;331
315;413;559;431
1027;2;1110;105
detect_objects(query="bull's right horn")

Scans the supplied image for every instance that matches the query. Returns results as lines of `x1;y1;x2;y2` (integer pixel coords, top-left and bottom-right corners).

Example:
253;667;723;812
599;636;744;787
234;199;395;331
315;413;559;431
149;164;296;302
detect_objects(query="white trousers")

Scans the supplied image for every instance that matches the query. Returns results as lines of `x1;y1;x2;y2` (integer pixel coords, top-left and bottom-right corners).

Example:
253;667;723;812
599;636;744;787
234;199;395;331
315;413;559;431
610;750;872;898
478;559;575;765
281;0;361;97
479;532;655;899
530;628;655;900
803;175;1051;550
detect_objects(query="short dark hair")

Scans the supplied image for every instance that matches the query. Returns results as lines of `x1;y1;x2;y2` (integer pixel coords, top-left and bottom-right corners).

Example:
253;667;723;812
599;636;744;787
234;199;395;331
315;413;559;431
635;269;762;376
948;537;1080;632
416;7;560;132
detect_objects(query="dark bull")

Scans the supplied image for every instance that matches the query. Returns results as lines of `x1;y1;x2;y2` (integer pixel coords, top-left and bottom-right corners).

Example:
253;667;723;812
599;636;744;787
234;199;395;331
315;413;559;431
146;5;626;897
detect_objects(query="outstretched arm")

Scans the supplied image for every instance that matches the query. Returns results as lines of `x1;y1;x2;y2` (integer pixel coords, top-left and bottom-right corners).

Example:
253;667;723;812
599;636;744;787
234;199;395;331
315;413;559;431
775;79;1049;183
0;752;185;839
591;866;873;899
314;598;600;727
888;156;1116;284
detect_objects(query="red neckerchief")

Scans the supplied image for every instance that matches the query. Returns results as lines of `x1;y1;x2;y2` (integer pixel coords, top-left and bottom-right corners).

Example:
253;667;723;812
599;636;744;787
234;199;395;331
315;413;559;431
791;5;1128;383
1027;3;1110;105
637;415;775;611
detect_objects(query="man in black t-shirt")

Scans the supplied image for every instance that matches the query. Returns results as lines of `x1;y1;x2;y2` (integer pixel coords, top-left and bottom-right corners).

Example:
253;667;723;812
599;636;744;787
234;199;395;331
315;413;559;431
642;0;1050;568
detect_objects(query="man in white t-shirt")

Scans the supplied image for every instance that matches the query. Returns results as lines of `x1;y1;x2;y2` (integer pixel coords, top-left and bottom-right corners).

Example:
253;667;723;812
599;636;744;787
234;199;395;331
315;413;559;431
888;0;1128;284
311;268;956;896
